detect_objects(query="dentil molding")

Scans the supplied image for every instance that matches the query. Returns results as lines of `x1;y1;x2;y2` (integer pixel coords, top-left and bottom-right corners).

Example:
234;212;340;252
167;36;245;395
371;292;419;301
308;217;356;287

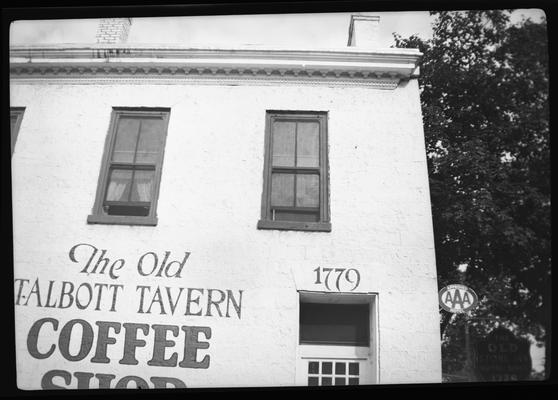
10;44;422;89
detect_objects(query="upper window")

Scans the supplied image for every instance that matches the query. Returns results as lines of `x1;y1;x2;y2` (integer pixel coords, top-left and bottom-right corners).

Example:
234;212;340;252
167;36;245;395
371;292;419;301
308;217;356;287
10;107;25;156
87;108;170;226
258;111;330;232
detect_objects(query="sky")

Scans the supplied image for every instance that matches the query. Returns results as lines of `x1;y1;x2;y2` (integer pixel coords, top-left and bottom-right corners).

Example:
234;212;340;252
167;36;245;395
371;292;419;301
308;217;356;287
9;9;545;48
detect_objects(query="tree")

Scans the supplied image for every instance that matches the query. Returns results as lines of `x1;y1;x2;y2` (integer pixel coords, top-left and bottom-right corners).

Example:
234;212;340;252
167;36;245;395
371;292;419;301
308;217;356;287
393;10;550;380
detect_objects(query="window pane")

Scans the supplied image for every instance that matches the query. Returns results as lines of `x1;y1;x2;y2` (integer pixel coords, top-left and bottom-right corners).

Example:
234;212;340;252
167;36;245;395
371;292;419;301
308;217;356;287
271;173;294;207
348;378;359;385
296;174;319;207
130;170;155;202
321;377;332;386
308;377;319;386
272;121;295;166
299;303;370;346
136;118;165;163
349;363;360;375
308;362;319;374
274;211;318;222
335;378;346;386
296;122;319;167
112;118;140;162
322;362;332;375
106;204;150;217
105;169;133;201
335;363;346;375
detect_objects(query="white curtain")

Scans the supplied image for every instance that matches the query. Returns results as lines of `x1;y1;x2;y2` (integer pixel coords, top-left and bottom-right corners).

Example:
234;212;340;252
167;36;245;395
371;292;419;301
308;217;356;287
106;181;127;201
106;171;152;202
135;181;152;202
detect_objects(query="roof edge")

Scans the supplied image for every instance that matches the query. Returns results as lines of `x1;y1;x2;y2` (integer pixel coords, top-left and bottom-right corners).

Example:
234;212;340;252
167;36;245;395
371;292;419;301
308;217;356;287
10;45;423;82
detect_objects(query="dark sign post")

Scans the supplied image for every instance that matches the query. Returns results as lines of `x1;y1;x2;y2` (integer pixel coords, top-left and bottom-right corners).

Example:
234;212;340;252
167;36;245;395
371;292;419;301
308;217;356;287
439;284;480;381
474;327;532;381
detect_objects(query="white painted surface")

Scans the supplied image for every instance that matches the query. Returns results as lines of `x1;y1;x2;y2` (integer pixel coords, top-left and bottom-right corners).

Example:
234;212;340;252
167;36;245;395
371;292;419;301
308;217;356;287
348;15;381;47
11;77;441;388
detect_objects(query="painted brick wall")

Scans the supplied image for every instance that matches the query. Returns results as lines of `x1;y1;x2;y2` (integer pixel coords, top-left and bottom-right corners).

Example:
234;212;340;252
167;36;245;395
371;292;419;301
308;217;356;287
95;18;132;44
11;78;441;388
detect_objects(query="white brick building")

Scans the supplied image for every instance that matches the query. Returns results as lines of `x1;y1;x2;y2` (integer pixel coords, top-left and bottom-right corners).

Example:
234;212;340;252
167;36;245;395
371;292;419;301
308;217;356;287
10;16;442;389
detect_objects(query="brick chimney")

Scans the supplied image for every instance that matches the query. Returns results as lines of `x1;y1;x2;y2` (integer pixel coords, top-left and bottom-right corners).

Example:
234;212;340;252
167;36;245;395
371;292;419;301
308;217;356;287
347;14;380;48
95;18;133;44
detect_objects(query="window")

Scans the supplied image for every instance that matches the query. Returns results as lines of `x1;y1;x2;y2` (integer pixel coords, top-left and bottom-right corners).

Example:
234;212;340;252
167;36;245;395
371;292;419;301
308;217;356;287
307;360;361;386
10;107;25;156
87;108;170;226
300;303;370;346
258;111;330;232
296;292;377;386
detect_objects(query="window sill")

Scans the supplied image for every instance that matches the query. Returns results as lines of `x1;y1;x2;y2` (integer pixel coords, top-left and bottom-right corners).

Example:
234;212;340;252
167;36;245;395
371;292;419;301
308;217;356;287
257;219;331;232
299;341;370;347
87;214;158;226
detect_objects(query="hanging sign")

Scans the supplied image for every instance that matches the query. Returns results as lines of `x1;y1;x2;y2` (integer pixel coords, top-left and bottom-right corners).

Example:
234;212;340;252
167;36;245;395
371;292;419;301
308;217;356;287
438;284;478;313
474;327;532;381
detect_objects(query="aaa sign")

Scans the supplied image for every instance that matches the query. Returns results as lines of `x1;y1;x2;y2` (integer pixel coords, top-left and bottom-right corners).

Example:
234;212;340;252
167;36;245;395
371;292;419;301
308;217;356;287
439;284;478;313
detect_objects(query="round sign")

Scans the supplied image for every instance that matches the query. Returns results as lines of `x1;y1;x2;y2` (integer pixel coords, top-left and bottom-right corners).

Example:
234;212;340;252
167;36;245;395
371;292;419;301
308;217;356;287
439;284;478;313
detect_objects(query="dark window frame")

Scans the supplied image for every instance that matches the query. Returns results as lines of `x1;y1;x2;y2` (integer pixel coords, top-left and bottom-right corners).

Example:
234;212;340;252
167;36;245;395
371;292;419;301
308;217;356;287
258;110;331;232
87;107;170;226
10;107;25;156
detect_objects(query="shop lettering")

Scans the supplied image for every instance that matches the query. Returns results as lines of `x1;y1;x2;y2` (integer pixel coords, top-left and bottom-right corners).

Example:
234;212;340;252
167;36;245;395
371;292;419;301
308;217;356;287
15;243;245;389
14;278;123;311
69;243;191;279
488;343;518;353
69;243;126;279
41;370;186;389
137;251;190;278
27;318;211;368
136;286;243;318
489;374;519;382
477;353;531;363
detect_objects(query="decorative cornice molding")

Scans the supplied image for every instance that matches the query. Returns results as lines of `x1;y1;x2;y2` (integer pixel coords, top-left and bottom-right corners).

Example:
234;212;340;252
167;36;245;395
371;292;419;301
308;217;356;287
10;76;400;90
10;45;422;88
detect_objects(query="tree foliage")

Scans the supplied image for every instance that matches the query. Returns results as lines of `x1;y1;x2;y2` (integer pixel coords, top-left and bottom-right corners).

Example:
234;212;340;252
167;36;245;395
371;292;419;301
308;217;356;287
394;10;550;379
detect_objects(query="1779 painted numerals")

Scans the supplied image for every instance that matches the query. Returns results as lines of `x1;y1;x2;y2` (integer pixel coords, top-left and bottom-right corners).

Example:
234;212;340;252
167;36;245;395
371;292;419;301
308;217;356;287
313;267;361;291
